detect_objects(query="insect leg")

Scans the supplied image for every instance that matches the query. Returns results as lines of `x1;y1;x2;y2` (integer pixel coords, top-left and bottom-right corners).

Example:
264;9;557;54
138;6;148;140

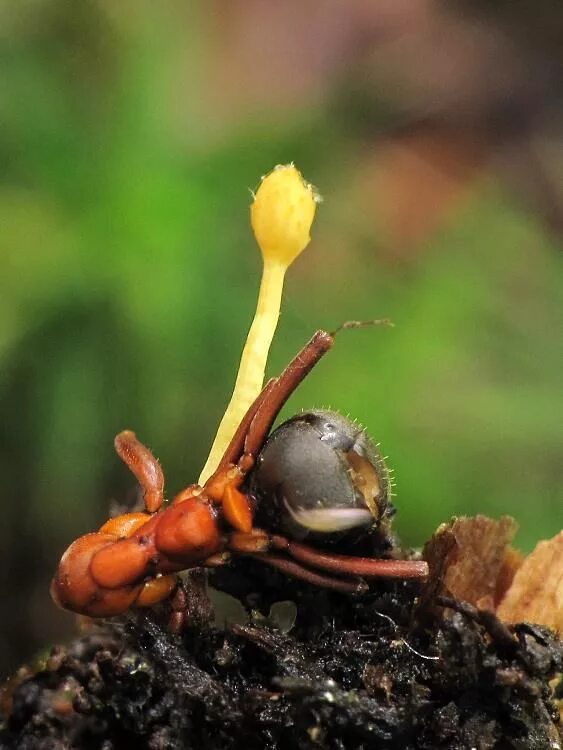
270;536;429;579
243;330;334;459
114;430;165;513
251;553;367;594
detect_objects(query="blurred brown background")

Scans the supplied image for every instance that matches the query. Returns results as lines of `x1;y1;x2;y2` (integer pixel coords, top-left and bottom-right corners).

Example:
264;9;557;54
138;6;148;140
0;0;562;677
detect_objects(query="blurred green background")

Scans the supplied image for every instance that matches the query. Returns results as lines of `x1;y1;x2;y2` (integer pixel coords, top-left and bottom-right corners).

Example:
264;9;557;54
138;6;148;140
1;1;562;676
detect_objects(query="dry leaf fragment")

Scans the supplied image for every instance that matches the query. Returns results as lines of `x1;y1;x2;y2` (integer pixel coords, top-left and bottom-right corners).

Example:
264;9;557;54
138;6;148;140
497;531;563;636
422;515;521;612
443;515;521;611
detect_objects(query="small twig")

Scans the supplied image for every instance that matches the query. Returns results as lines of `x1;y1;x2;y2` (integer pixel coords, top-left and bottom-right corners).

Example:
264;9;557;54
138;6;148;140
437;596;517;652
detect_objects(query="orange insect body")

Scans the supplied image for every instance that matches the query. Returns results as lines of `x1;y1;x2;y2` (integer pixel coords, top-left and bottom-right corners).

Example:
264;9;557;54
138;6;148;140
51;168;429;625
51;331;429;623
52;489;223;617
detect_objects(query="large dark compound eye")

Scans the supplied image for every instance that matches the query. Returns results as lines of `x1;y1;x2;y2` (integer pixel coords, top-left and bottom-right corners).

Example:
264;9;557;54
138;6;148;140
249;409;391;541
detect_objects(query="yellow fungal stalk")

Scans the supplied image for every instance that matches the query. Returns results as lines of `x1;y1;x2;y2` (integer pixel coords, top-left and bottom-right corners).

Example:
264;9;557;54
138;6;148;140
199;164;318;484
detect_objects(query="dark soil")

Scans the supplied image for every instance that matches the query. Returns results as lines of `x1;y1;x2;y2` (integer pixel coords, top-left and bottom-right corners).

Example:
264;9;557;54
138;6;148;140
1;554;561;749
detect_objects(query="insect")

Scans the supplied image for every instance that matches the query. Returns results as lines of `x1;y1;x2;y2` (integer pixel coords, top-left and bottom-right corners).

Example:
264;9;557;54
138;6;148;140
51;165;429;628
51;328;428;625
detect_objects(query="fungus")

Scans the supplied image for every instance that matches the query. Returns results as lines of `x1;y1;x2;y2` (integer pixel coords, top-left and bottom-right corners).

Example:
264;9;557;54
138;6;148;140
199;164;319;484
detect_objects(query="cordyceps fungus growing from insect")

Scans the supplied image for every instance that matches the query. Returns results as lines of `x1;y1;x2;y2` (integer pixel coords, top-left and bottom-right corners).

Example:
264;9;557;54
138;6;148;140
49;163;428;626
2;165;562;750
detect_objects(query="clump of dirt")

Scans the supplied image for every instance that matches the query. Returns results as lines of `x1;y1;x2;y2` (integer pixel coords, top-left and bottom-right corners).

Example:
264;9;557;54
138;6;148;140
1;520;561;749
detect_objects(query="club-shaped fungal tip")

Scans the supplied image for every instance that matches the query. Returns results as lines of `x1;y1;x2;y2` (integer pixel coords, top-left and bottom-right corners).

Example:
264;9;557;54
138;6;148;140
250;163;319;266
199;165;319;485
